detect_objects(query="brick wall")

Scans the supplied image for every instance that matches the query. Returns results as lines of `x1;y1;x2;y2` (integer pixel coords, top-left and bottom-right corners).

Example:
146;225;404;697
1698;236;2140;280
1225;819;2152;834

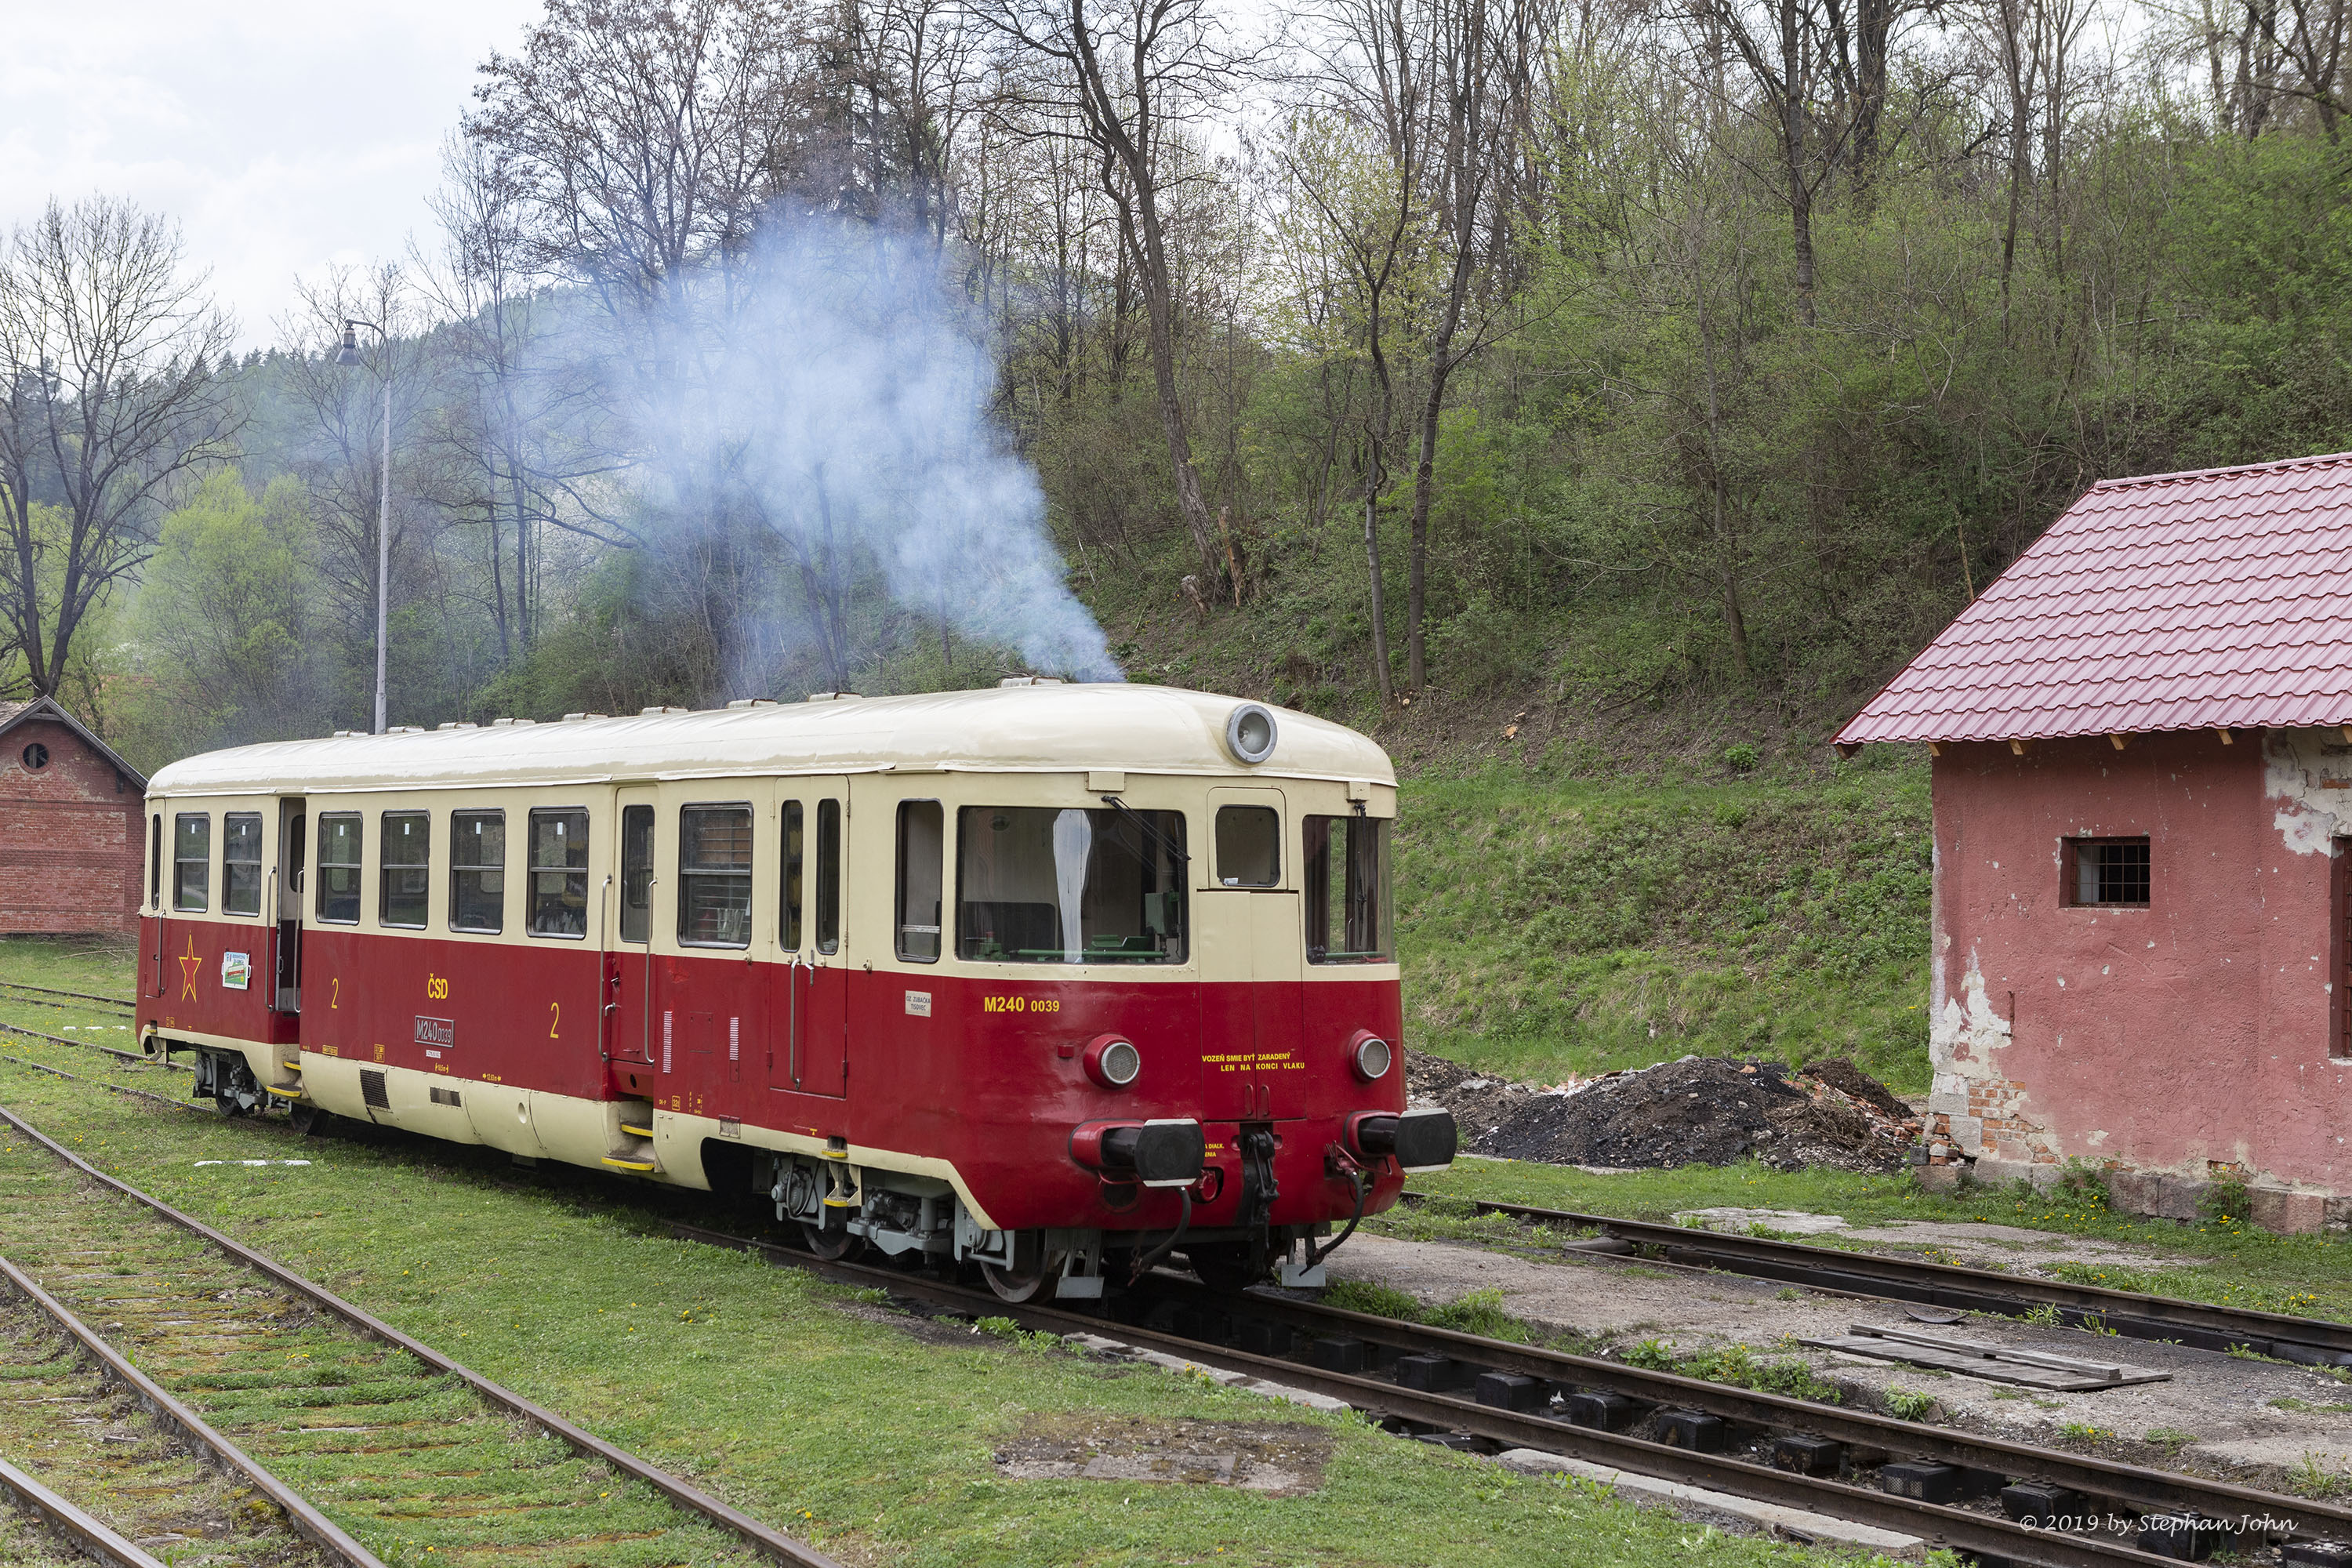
0;718;143;936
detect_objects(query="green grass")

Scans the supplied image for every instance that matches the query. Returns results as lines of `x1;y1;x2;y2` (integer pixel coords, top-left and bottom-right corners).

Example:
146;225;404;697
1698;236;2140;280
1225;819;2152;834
0;1054;1876;1568
1403;1157;2352;1329
1621;1338;1843;1405
1393;764;1931;1091
0;935;138;999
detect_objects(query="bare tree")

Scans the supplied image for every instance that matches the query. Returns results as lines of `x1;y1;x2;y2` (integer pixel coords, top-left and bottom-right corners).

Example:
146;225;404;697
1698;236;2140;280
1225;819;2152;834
973;0;1252;580
0;197;238;699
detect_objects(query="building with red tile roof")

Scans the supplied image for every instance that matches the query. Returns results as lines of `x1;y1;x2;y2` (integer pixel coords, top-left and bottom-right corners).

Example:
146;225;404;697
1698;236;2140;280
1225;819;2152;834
1841;452;2352;1229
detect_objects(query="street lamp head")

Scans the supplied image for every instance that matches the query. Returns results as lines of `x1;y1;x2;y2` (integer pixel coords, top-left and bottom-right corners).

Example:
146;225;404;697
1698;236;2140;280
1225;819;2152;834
333;321;362;366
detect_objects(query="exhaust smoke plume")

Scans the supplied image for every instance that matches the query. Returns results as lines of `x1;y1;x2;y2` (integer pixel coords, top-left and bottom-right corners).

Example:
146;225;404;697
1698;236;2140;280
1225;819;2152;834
627;219;1119;687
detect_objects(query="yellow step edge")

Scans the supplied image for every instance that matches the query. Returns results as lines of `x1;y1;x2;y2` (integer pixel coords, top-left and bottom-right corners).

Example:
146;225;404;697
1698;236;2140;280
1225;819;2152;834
821;1195;858;1207
263;1085;304;1100
601;1156;658;1173
619;1123;654;1138
281;1061;302;1071
821;1149;851;1160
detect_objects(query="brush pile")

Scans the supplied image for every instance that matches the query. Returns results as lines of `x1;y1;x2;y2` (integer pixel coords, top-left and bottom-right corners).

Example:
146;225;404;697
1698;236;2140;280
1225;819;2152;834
1406;1051;1919;1174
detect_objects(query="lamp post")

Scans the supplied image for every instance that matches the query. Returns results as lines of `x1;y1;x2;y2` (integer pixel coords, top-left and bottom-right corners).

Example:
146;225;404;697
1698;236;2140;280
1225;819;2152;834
335;320;392;735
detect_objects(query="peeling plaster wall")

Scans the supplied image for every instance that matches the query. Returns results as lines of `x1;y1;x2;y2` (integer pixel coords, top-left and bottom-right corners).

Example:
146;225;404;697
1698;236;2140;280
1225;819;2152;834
1928;729;2352;1195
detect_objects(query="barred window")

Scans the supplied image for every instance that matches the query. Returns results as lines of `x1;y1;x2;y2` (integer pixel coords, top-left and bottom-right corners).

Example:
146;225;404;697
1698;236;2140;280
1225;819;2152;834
680;804;753;946
450;811;505;933
2067;837;2150;908
223;812;263;917
316;814;362;924
528;808;590;938
173;813;210;912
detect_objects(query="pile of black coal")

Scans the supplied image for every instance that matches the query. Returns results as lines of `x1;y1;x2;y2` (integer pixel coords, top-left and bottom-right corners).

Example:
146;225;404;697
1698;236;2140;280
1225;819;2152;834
1406;1051;1918;1174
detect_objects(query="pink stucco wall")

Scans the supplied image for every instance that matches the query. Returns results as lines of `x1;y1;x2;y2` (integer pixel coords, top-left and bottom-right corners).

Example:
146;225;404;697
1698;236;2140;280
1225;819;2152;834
1929;728;2352;1196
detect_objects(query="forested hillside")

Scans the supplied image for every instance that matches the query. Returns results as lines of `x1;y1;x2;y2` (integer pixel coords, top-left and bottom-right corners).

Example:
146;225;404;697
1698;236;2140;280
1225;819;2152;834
0;0;2337;1079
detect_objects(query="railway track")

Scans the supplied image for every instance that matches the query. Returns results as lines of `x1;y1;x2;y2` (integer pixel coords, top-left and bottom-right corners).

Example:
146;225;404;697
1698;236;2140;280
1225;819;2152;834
667;1218;2348;1568
0;1106;840;1568
5;1047;2348;1565
1395;1191;2352;1367
0;980;136;1013
0;1017;179;1073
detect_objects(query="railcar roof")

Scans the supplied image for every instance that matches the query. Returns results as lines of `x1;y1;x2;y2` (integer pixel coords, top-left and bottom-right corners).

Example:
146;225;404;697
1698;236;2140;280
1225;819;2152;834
145;684;1395;797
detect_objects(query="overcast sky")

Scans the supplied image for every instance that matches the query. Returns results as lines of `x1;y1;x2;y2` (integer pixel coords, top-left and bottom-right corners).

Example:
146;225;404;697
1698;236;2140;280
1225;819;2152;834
0;0;549;350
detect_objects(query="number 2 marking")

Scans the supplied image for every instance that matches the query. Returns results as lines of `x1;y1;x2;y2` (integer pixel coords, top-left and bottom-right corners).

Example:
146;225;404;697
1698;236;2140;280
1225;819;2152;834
330;978;339;1009
549;1002;561;1040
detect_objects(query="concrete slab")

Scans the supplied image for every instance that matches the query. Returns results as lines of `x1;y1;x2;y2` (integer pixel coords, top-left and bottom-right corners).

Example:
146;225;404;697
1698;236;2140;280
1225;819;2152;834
1492;1447;1925;1556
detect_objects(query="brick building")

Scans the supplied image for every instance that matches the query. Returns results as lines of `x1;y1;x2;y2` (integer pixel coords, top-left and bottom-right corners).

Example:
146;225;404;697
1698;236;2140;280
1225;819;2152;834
1838;451;2352;1232
0;698;147;938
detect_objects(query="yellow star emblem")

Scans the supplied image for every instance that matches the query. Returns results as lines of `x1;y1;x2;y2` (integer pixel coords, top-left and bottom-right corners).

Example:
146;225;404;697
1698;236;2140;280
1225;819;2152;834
178;933;201;1000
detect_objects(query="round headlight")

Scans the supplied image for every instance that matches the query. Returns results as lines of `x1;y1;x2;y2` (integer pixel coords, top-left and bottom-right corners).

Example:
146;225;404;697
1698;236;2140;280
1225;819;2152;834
1352;1034;1392;1082
1084;1034;1142;1089
1225;702;1278;764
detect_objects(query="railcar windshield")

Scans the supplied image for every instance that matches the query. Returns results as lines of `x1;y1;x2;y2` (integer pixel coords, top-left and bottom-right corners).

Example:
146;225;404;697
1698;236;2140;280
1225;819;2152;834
956;806;1186;963
1303;814;1394;964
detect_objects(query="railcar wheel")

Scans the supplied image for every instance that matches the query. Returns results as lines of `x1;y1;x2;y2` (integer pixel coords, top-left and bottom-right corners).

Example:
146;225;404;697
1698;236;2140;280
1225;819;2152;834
210;1091;241;1119
801;1222;860;1261
1184;1243;1266;1293
288;1102;328;1137
980;1252;1062;1305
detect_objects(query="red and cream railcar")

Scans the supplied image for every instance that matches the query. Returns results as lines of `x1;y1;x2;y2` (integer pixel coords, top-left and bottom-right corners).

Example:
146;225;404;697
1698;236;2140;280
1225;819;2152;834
135;683;1456;1299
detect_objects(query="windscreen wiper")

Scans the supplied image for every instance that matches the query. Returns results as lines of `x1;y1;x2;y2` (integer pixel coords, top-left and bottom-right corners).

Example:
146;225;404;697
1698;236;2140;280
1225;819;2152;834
1098;793;1191;866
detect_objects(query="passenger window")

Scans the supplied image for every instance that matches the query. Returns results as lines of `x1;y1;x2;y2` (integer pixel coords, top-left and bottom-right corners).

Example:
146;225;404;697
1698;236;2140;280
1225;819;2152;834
896;800;943;962
679;804;753;946
450;811;505;933
958;806;1187;962
316;814;362;924
528;808;590;937
816;799;841;954
782;800;804;949
1215;806;1279;887
619;805;652;942
1303;815;1394;964
223;813;263;916
173;813;210;911
379;812;430;928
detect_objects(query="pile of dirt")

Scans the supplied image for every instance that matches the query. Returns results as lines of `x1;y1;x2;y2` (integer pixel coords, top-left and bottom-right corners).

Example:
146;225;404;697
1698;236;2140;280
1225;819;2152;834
1406;1051;1919;1174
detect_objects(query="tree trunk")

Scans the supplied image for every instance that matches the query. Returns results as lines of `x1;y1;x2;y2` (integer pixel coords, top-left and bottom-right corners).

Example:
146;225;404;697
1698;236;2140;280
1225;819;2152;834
1363;494;1394;704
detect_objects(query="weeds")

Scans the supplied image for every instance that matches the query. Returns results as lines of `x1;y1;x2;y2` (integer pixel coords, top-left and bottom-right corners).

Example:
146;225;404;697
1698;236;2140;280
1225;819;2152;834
1882;1388;1938;1421
2143;1427;2197;1454
2060;1422;2114;1445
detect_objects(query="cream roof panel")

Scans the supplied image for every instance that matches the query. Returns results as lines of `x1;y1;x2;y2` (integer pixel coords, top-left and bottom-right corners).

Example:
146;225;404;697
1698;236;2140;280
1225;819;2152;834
145;684;1396;797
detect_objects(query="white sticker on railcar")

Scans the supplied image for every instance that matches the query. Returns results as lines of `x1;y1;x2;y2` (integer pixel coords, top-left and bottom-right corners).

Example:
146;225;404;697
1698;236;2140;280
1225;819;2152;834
662;1010;673;1073
729;1016;739;1062
220;953;251;990
905;990;932;1018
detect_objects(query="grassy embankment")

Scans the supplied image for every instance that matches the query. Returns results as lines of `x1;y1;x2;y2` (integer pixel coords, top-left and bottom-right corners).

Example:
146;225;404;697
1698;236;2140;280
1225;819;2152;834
0;971;1860;1568
1392;753;1932;1094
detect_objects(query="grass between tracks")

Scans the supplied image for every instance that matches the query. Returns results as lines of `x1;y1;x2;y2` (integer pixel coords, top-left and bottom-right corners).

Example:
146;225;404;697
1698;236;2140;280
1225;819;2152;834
1396;1160;2352;1336
0;1049;1885;1568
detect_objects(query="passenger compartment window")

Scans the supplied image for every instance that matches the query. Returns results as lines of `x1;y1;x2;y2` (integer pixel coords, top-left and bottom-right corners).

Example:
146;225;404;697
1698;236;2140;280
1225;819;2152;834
450;811;505;933
528;808;590;937
679;804;753;946
172;813;210;911
816;799;841;954
223;812;263;916
782;800;804;949
1303;815;1393;964
897;800;944;961
316;813;362;924
957;805;1188;963
619;805;653;942
379;812;430;928
1215;805;1279;887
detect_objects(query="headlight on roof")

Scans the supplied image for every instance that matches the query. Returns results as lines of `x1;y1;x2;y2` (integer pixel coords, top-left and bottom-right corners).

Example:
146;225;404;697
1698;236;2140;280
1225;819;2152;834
1225;702;1277;764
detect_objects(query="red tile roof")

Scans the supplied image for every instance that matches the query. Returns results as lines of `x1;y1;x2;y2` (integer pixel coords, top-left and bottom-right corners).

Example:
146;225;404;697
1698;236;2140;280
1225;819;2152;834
1838;451;2352;746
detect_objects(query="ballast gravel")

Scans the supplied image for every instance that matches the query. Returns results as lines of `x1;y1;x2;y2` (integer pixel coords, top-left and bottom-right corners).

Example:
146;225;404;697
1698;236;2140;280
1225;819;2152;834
1408;1051;1918;1172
